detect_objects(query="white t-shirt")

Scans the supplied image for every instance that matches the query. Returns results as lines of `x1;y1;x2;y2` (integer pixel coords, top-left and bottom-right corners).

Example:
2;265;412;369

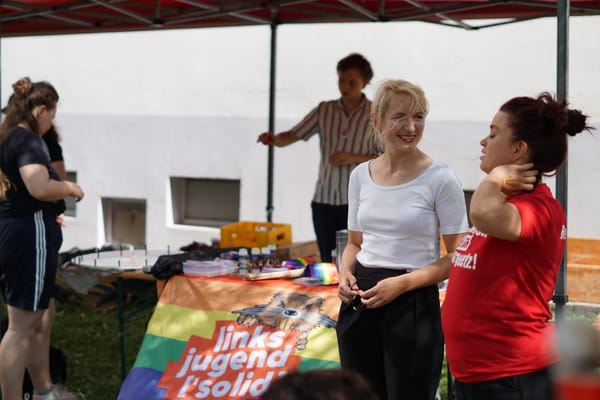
348;160;469;270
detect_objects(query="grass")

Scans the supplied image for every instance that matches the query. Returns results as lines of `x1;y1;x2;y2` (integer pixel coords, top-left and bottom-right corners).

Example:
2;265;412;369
0;292;153;400
51;298;154;400
51;288;154;400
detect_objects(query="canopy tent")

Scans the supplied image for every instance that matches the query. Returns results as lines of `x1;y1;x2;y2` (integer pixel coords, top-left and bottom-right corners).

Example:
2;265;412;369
2;0;600;36
2;1;599;320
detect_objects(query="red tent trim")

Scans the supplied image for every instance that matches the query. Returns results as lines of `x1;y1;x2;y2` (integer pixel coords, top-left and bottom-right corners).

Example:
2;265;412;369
2;0;600;37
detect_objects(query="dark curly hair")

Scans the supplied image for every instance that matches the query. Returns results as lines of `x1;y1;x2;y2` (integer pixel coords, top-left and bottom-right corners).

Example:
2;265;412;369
260;369;379;400
337;53;374;84
500;92;594;182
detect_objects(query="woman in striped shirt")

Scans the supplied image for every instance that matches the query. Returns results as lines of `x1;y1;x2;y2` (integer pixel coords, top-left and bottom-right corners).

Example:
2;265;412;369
257;53;378;262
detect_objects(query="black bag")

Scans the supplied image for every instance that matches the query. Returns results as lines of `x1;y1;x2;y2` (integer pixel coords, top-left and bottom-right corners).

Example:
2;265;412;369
149;249;224;279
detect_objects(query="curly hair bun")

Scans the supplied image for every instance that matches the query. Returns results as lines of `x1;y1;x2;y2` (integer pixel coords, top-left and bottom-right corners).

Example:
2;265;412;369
12;77;33;97
566;108;589;137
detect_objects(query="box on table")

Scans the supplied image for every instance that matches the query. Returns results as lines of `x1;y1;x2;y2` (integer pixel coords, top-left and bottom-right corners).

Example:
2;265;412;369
220;221;292;248
275;240;320;262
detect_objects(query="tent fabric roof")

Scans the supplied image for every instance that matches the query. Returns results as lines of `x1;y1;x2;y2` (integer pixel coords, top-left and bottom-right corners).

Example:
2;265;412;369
2;0;600;37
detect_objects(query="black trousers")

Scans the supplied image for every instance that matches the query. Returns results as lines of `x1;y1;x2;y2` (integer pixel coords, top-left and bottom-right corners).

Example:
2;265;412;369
336;263;444;400
311;202;348;263
452;367;553;400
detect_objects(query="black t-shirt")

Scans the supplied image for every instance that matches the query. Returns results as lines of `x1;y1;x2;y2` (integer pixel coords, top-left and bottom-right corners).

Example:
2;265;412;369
43;133;64;163
0;126;65;217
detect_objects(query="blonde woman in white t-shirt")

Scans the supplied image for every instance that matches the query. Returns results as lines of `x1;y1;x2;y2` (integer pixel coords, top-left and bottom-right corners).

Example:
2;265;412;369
336;79;468;400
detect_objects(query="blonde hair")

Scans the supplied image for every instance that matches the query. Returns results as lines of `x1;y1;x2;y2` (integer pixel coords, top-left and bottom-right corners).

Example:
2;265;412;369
0;173;9;198
370;79;429;152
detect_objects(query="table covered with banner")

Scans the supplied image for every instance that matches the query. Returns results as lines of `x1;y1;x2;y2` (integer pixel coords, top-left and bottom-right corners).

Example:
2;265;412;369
117;273;342;400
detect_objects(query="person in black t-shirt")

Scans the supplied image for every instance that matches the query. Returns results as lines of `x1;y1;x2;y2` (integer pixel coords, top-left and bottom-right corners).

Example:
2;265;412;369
42;125;68;227
0;77;83;400
43;125;66;181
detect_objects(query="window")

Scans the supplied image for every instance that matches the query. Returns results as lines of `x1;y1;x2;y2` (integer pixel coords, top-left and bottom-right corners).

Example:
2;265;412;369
64;171;77;217
170;177;240;228
101;198;146;248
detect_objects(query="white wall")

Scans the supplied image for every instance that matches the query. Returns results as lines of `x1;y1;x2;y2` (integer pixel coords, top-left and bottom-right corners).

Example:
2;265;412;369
2;16;599;251
54;114;317;251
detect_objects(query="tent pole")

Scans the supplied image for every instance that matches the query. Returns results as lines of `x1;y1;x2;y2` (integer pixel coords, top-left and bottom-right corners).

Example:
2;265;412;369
553;0;570;324
266;22;278;223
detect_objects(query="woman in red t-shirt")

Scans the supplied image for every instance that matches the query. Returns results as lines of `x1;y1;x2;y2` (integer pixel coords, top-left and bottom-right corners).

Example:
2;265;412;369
442;93;593;400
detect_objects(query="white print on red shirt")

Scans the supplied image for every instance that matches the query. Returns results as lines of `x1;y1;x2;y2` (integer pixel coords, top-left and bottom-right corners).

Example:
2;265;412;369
452;251;478;270
455;235;472;252
451;228;485;271
560;225;567;240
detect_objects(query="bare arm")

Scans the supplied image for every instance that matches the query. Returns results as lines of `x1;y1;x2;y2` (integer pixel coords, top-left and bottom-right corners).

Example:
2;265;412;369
337;229;362;304
20;164;84;202
257;130;299;147
329;151;378;166
470;163;537;241
359;233;466;309
51;160;67;181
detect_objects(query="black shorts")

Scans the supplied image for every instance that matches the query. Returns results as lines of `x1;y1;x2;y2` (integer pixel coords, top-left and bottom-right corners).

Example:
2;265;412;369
0;210;62;311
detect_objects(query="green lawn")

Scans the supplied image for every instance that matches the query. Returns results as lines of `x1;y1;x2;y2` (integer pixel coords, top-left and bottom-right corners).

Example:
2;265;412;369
0;283;154;400
51;297;154;400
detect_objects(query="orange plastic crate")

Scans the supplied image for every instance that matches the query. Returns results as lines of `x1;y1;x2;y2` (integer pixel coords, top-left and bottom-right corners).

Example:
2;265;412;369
220;221;292;248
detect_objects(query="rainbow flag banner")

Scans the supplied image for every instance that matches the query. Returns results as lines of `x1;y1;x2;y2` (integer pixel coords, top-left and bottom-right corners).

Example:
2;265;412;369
118;274;341;400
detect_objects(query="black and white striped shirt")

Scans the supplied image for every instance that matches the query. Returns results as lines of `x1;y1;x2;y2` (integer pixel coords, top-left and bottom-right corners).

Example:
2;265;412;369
292;96;376;205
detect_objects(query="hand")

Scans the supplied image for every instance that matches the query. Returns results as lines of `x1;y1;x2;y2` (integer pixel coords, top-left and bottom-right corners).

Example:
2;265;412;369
56;214;65;227
257;132;274;145
359;276;408;309
488;163;538;196
338;271;359;304
68;182;84;202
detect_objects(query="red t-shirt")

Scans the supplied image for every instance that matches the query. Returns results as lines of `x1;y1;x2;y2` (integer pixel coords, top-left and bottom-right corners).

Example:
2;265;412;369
442;184;566;383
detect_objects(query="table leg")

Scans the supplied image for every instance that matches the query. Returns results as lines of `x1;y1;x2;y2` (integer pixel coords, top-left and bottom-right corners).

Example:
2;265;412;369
117;278;127;382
